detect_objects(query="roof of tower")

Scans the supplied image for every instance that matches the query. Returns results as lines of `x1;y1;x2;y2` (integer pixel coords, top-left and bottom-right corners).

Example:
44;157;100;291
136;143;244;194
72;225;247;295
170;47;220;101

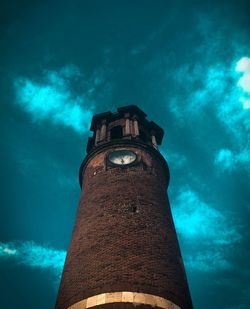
89;104;164;144
90;105;147;131
90;111;113;131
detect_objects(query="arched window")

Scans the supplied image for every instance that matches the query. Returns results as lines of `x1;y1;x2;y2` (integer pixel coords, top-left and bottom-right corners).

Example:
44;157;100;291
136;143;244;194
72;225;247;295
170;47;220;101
110;125;123;140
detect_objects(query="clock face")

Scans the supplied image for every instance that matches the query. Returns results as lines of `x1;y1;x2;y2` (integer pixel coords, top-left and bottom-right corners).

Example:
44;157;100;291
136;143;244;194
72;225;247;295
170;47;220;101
108;150;137;166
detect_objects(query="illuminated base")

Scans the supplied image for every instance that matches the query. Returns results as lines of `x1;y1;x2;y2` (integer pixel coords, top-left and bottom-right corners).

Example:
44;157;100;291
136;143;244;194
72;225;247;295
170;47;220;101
68;292;181;309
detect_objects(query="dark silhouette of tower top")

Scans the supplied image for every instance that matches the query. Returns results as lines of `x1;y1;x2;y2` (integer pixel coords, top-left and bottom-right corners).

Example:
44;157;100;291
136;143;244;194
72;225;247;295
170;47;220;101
56;105;193;309
86;105;164;151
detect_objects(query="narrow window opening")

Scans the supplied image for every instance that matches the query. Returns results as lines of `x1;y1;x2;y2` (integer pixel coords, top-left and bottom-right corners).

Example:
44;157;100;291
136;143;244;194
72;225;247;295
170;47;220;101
132;205;137;213
110;126;123;140
139;130;147;143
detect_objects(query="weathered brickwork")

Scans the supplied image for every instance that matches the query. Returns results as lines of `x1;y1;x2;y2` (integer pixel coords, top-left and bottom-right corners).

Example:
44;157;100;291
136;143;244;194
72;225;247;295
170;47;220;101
56;144;193;309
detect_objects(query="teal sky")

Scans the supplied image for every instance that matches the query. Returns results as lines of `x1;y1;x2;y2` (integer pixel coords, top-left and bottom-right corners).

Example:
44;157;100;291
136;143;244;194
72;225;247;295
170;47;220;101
0;1;250;308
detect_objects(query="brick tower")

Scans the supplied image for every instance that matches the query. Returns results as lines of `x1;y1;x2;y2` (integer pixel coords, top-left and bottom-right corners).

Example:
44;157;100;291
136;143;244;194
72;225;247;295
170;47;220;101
56;105;193;309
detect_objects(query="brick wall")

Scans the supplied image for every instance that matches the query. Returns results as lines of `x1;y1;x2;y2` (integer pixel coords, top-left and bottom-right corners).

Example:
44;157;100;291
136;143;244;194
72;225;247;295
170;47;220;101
55;144;193;309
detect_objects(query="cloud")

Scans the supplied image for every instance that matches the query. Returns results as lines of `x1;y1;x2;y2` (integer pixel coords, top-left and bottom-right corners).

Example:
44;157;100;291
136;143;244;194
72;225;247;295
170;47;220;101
164;22;250;175
173;188;240;244
172;188;241;272
214;148;250;172
14;65;94;133
239;97;250;110
170;58;249;129
236;57;250;92
0;241;66;279
235;57;250;73
235;57;250;111
185;251;231;272
214;149;234;171
158;13;250;135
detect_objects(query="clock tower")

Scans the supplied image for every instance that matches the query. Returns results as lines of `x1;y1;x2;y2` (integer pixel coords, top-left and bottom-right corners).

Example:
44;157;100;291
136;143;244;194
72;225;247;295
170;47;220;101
56;105;193;309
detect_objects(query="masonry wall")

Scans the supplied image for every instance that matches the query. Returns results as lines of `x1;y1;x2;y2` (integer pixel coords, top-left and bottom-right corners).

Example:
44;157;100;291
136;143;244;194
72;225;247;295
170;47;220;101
56;144;193;309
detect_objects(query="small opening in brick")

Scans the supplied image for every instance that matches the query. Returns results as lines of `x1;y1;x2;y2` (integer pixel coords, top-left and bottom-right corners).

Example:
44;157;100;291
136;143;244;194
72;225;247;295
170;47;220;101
131;205;137;213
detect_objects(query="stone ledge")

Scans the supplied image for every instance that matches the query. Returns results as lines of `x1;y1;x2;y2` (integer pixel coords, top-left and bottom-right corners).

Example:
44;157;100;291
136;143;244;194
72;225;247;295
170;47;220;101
68;292;181;309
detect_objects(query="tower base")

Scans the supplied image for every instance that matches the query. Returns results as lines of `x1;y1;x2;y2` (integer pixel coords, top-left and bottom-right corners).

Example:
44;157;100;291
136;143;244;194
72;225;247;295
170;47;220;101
68;292;181;309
